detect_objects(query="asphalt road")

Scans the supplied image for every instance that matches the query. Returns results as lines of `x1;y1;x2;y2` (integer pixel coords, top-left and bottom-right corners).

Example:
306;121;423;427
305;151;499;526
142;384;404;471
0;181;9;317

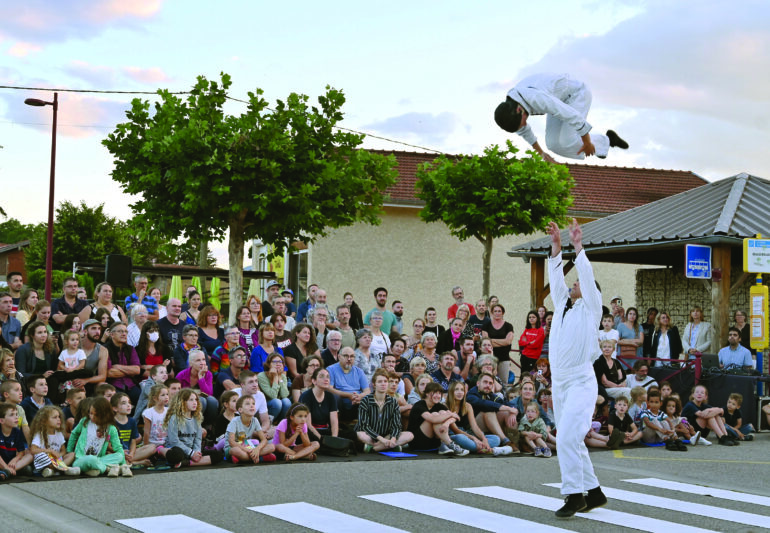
3;432;770;533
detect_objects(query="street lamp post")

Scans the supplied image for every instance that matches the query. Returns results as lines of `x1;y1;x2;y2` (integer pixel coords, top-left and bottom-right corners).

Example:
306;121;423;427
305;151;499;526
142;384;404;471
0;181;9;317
24;93;58;302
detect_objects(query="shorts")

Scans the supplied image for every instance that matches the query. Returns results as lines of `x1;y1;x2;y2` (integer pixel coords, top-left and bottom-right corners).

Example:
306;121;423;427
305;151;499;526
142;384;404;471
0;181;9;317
410;429;440;451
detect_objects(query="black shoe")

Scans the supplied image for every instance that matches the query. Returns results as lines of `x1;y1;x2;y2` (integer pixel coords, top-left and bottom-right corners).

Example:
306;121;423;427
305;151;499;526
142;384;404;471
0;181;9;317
555;493;587;518
665;440;678;451
580;486;608;512
744;434;754;441
675;439;688;451
606;130;629;149
718;435;735;446
730;438;740;446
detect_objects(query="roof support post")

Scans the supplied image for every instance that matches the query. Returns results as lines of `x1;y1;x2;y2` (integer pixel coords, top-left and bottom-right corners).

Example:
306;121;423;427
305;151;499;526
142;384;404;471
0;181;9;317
531;257;546;309
711;244;731;352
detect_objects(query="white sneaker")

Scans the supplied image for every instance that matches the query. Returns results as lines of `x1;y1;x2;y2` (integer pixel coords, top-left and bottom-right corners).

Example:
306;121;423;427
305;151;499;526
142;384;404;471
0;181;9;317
449;442;470;456
700;437;712;446
690;431;700;446
492;445;513;456
41;467;55;478
84;469;101;477
543;447;553;458
438;443;455;455
107;465;120;477
534;447;544;457
119;464;133;477
64;466;81;476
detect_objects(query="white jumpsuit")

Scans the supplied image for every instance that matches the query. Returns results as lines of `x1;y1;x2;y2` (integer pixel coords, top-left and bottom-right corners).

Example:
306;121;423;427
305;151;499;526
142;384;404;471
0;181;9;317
507;73;610;160
548;249;602;495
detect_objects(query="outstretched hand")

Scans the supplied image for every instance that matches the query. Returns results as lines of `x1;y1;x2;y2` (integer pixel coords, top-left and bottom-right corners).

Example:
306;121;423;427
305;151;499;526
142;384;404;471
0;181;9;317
568;218;583;253
547;221;561;258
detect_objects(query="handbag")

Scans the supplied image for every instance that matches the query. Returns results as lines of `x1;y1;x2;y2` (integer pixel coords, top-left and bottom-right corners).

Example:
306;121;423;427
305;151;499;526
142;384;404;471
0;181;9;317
319;435;355;457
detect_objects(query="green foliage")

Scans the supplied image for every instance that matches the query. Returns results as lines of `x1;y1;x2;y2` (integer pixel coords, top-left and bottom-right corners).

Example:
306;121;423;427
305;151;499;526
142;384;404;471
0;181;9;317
415;142;573;241
0;217;38;244
27;270;94;299
102;73;397;317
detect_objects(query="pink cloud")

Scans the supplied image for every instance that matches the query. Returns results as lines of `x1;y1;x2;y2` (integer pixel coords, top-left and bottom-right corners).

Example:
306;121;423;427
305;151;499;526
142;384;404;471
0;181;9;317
122;66;170;84
7;41;42;57
90;0;163;22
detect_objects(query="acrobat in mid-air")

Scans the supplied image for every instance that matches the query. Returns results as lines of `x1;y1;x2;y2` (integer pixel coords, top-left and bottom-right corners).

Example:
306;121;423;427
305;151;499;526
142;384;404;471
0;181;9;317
494;73;628;163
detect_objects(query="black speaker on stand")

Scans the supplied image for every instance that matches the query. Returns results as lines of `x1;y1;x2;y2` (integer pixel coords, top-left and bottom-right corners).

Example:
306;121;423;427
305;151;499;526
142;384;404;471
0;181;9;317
105;254;133;288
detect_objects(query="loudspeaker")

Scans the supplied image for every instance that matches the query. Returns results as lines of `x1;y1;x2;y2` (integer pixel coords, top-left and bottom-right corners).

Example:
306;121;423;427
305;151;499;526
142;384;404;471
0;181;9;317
105;254;133;288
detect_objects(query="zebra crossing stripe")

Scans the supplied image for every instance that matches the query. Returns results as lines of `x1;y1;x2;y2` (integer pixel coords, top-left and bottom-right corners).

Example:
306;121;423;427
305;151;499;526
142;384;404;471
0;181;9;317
622;478;770;507
115;514;232;532
361;491;572;533
544;483;770;528
247;502;407;533
458;486;716;533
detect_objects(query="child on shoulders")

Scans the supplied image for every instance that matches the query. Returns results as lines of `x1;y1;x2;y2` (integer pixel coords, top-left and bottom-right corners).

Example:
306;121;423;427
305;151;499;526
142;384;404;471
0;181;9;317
57;330;87;372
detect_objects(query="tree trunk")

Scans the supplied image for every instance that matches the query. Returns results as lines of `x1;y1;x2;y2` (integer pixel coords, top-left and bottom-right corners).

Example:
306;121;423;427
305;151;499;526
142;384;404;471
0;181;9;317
482;233;493;298
228;222;245;325
199;237;208;268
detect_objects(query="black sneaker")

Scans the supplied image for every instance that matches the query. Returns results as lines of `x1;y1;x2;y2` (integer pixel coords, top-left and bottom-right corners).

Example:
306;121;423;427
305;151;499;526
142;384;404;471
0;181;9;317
665;440;679;451
555;493;587;518
675;439;688;451
580;486;608;512
718;435;735;446
606;130;629;149
744;434;754;441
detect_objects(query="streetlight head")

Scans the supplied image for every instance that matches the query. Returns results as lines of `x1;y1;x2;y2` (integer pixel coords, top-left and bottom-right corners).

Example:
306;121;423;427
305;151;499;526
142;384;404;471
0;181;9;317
24;98;49;106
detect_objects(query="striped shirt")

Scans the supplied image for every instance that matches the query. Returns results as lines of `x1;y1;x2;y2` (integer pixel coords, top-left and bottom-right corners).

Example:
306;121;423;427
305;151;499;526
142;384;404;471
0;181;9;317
355;394;402;440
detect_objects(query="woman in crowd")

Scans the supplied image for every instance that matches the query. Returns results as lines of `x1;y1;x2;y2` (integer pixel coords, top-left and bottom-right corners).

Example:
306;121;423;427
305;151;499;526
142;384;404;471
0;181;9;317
467;355;503;393
271;313;292;351
682;306;713;360
405;318;425;356
182;291;202;325
258;353;292;423
150;287;167;319
15;321;57;379
389;337;410;375
283;323;318;380
300;367;340;440
176;349;218;426
21;300;53;341
407;372;433;405
482;304;514;385
310;305;332;350
291;355;323;402
80;282;126;325
423;307;445;337
446;381;500;454
136;321;171;378
367;310;391;356
251;322;282;371
617;307;644;359
437;318;466;357
650;311;683;366
510;380;554;432
354;328;381;382
343;292;364;331
593;340;632;400
173;325;208;373
518;310;544;374
536;305;547;326
454;304;476;338
94;308;113;344
234;305;259;354
246;295;263;327
410;332;440;374
403;356;427;396
57;314;82;352
732;309;753;354
126;304;149;347
103;322;141;404
1;348;25;388
197;305;224;355
15;288;39;325
531;357;551;394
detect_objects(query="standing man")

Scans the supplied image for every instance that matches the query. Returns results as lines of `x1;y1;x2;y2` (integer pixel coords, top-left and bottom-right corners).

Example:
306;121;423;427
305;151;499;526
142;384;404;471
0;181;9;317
391;300;404;334
447;286;475;320
124;275;159;322
158;298;185;352
718;327;754;371
469;298;490;341
297;284;318;323
494;73;628;162
364;287;398;336
0;293;22;349
547;218;607;518
6;272;24;317
51;277;89;331
336;305;356;349
261;280;281;318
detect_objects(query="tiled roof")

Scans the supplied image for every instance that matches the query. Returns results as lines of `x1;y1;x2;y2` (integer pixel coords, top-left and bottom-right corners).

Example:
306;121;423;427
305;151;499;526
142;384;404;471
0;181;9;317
0;240;30;254
371;150;707;215
509;173;770;258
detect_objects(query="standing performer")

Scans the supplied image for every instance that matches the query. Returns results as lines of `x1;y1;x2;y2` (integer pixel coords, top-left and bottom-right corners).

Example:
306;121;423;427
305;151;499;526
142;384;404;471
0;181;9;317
494;73;628;162
547;218;607;518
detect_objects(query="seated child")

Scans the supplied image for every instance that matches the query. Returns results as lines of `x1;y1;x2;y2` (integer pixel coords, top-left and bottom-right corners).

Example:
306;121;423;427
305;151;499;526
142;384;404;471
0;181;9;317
585;402;609;448
628;386;647;426
723;393;755;441
607;395;642;448
142;384;169;450
111;392;157;469
94;382;116;401
0;402;33;479
20;375;53;423
519;403;551;457
161;389;224;468
134;365;169;423
682;384;734;446
213;390;239;448
28;405;80;477
640;389;685;451
664;395;699;444
226;395;276;464
1;380;30;443
63;387;86;436
272;402;320;461
68;396;127;477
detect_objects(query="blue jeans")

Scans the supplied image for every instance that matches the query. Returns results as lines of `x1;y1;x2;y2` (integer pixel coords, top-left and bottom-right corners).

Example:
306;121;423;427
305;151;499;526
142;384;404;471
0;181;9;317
450;432;501;452
726;424;754;439
267;397;292;422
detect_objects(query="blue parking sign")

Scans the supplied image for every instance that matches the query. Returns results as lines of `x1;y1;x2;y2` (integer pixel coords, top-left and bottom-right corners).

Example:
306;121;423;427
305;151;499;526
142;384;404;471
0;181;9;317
685;244;711;279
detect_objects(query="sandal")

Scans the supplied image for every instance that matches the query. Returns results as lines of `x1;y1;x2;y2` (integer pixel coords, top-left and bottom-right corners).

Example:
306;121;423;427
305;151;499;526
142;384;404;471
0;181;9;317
284;454;296;462
305;453;317;461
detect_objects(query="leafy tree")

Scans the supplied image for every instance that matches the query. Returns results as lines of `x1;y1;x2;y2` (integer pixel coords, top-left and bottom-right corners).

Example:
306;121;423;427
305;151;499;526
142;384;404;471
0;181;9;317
124;218;215;267
0;217;38;244
415;142;574;297
103;73;397;321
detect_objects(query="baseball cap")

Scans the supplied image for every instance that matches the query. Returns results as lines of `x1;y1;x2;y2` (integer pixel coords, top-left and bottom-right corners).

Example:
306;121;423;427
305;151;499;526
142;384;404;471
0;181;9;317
266;280;280;289
281;288;294;296
610;295;622;302
83;319;100;328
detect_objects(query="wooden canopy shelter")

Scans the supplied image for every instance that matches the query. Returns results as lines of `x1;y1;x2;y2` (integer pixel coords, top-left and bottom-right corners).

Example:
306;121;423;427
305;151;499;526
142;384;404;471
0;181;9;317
508;173;770;351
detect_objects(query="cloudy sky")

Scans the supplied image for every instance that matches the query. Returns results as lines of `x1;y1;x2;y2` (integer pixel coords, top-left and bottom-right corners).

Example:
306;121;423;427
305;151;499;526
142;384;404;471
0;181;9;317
1;0;768;266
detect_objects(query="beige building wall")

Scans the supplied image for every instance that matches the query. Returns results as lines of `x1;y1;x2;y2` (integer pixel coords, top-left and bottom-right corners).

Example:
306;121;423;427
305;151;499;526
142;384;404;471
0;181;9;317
308;206;644;333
